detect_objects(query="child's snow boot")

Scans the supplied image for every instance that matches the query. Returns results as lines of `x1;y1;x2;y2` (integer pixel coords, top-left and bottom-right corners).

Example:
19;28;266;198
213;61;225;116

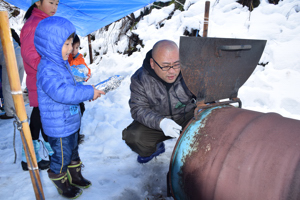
67;160;91;188
48;169;82;199
33;140;50;170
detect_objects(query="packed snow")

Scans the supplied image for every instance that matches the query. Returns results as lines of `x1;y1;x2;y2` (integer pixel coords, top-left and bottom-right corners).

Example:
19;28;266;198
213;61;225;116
0;0;300;199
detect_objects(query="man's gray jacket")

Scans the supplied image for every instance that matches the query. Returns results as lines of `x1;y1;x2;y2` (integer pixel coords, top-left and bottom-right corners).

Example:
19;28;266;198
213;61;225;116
129;50;196;131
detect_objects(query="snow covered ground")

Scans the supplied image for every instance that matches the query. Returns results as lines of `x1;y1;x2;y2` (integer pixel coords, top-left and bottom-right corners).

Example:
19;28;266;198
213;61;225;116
1;0;300;199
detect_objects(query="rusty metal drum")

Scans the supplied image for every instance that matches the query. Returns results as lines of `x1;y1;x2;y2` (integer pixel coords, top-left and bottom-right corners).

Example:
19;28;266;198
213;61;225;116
169;105;300;200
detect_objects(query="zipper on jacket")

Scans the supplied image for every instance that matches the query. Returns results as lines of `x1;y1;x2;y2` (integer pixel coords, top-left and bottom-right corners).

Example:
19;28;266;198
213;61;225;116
65;63;77;85
167;92;173;120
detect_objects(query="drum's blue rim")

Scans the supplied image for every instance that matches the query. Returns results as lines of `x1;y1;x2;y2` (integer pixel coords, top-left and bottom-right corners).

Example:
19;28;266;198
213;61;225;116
170;105;228;199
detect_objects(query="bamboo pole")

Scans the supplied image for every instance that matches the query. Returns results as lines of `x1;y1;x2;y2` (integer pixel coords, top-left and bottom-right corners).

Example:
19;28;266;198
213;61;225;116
0;11;45;200
203;1;210;37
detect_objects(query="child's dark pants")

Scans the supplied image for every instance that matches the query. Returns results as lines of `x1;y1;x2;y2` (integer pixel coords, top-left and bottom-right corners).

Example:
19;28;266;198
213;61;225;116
48;131;80;174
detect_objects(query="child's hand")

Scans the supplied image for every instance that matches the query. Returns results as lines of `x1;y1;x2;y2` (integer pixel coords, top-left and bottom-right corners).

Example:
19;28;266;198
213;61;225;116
92;85;105;101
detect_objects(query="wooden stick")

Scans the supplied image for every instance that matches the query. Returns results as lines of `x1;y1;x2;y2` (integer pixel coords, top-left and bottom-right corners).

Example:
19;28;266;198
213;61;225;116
88;34;93;64
0;11;45;200
203;1;210;37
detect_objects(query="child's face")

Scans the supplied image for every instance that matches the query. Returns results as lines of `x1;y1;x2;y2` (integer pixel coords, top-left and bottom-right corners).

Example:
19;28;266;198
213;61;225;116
36;0;59;16
62;38;73;61
71;42;80;57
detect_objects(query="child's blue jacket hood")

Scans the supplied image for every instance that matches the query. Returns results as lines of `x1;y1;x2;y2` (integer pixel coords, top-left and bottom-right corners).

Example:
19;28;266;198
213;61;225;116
34;16;75;66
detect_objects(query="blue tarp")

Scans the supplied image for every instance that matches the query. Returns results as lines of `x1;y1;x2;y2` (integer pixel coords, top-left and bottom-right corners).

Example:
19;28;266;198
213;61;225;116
5;0;156;36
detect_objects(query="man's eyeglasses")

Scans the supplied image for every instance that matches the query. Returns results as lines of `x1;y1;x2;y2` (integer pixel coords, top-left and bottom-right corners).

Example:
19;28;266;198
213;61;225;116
152;58;180;71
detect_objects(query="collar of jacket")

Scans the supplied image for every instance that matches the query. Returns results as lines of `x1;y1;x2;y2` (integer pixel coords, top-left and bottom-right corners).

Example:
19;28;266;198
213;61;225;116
73;52;80;59
32;7;50;19
143;49;181;91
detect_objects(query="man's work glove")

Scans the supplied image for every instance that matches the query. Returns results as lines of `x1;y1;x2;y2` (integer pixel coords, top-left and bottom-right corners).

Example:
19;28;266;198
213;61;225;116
159;118;182;138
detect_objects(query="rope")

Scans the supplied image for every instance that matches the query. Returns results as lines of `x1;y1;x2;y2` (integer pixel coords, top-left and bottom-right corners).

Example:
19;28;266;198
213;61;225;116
12;108;29;164
20;128;44;200
11;91;23;95
13;120;18;163
11;108;45;200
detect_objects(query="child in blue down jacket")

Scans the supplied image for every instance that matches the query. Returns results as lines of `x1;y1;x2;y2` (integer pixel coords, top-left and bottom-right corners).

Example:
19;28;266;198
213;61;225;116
34;16;105;199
